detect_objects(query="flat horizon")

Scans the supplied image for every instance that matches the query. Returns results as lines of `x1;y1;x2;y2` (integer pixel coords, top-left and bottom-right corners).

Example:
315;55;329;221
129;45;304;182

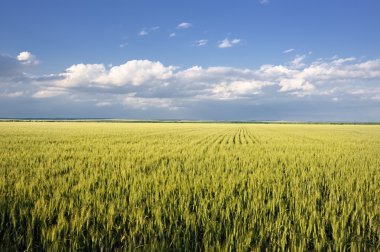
1;117;380;124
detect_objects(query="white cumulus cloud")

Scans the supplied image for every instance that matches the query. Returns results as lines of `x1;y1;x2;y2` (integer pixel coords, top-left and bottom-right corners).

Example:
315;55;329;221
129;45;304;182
100;60;174;86
139;30;148;36
54;60;175;87
17;51;39;65
212;80;272;99
177;22;192;29
3;53;378;114
279;78;315;93
56;64;106;87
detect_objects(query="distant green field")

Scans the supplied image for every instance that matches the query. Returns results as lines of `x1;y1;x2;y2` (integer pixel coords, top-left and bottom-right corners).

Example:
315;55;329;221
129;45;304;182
1;122;379;251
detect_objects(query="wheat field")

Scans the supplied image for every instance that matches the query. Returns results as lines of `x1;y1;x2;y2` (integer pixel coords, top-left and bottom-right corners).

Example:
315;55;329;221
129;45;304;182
1;122;379;251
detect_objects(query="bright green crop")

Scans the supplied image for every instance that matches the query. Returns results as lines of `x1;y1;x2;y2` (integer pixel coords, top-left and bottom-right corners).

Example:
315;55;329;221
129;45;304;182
1;122;379;251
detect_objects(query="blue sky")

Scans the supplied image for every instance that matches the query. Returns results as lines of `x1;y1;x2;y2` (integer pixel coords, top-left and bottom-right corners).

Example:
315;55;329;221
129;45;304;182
1;0;380;121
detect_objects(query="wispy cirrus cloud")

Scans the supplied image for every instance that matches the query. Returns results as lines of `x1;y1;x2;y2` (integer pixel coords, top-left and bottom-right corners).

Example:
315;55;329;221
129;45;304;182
95;101;113;107
123;93;179;110
32;88;67;98
194;39;208;47
290;54;306;69
218;38;241;48
119;42;128;48
0;91;23;98
138;26;160;36
283;48;295;54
